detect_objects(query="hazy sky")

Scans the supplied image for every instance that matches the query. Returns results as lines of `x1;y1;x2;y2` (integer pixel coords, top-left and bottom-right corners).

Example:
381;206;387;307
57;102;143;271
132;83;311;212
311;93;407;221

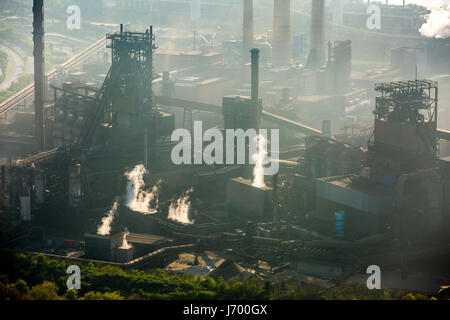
364;0;448;10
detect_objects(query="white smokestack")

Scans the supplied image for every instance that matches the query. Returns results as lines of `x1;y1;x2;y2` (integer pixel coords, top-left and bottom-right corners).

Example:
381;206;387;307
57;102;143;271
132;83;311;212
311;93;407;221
168;187;194;224
124;164;161;214
420;5;450;39
272;0;292;67
97;200;119;236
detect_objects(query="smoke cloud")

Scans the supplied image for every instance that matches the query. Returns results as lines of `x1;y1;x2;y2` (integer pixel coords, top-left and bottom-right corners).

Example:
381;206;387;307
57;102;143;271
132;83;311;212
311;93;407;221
97;200;119;236
124;164;161;214
168;187;194;224
119;227;132;249
252;134;267;188
420;5;450;39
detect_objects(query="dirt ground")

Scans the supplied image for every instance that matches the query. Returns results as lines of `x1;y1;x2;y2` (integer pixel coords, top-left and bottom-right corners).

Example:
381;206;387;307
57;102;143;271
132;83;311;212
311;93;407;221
165;251;225;277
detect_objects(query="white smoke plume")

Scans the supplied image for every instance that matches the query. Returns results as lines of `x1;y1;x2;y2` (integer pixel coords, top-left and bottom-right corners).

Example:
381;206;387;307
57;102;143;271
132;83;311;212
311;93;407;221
124;164;161;214
420;5;450;39
120;227;132;249
168;187;194;224
97;200;119;236
252;134;267;188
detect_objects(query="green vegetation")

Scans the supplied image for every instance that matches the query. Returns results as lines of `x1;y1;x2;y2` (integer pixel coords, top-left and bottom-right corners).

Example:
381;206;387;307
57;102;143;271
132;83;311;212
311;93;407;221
0;50;8;83
0;27;32;50
0;250;439;301
0;250;270;300
0;73;33;104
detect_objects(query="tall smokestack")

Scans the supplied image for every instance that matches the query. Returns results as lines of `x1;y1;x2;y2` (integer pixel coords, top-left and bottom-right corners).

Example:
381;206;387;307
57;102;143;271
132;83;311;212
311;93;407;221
251;48;260;131
33;0;45;152
243;0;254;53
272;0;291;67
311;0;325;68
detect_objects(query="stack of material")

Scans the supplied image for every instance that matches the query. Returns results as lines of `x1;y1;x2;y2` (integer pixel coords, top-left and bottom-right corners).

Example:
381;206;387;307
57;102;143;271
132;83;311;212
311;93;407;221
208;259;253;281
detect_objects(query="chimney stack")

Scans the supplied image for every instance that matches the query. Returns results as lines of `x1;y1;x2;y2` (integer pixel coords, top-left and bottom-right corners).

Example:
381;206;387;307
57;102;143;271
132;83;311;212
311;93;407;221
33;0;45;152
272;0;291;67
311;0;326;68
251;48;260;131
243;0;254;53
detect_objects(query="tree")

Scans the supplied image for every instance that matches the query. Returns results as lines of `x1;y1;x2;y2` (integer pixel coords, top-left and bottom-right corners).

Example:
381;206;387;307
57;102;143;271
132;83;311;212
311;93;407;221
80;291;124;300
29;281;62;300
64;289;78;300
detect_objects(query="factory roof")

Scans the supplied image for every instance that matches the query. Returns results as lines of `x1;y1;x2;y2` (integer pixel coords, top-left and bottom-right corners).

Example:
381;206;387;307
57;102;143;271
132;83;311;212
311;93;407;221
316;174;397;215
231;177;273;192
439;156;450;169
176;77;225;87
297;95;335;103
127;233;170;245
155;49;221;58
318;175;392;197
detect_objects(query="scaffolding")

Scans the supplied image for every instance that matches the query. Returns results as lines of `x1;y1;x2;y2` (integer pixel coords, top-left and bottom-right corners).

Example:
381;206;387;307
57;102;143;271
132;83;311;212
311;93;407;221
368;79;439;171
374;80;438;124
78;25;157;147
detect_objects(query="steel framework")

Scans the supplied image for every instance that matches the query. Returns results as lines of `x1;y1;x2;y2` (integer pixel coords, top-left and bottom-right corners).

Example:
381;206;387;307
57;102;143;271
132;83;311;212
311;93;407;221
374;80;438;124
79;25;157;147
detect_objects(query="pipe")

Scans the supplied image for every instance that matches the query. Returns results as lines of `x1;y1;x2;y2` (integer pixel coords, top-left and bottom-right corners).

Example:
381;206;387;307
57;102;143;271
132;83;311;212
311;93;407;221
33;0;45;152
272;0;291;67
311;0;325;68
243;0;254;52
251;48;260;131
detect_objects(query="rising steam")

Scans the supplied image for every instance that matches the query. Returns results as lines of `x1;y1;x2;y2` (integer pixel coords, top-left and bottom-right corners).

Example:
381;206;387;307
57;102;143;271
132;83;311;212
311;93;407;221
168;187;194;224
97;200;119;236
252;134;267;188
124;164;161;214
420;5;450;39
120;227;132;249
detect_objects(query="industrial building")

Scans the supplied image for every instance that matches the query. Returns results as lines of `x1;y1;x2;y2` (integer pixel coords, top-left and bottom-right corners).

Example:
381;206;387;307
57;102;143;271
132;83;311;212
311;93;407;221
0;0;449;296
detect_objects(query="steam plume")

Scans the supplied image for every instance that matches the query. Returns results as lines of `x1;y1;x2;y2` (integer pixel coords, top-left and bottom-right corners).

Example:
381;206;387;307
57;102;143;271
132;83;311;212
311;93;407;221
120;227;132;249
168;187;194;224
420;5;450;39
252;134;267;188
124;164;161;214
97;200;119;236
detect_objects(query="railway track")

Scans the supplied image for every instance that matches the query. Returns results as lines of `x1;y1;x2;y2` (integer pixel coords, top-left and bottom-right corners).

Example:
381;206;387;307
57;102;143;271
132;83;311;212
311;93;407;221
0;37;107;120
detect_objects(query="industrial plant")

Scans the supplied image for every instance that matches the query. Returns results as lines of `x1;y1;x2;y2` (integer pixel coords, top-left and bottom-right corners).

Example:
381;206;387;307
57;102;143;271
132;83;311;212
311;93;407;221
0;0;449;300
